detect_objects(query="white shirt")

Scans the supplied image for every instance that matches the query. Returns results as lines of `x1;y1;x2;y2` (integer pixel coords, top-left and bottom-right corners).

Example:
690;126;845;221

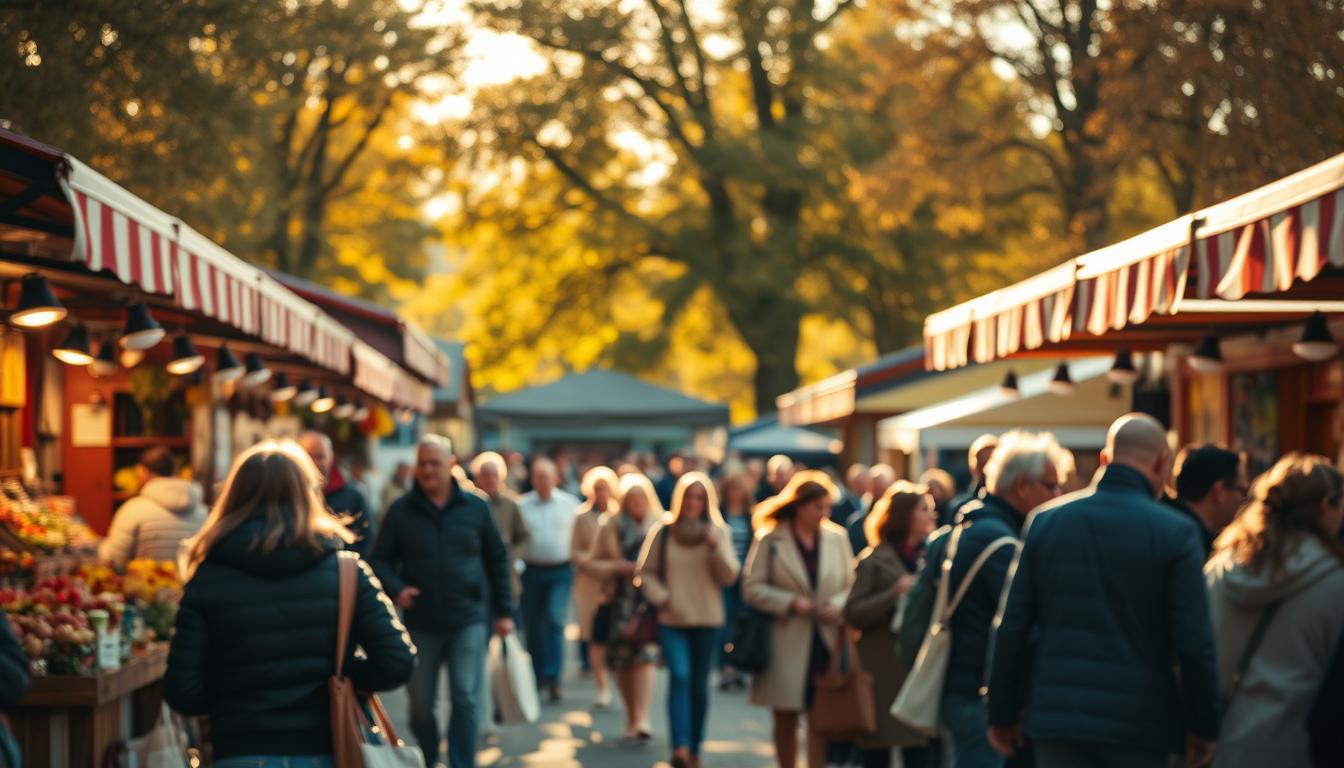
517;488;581;565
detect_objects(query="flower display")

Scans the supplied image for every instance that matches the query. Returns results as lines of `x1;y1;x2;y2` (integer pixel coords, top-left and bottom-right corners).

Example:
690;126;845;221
2;576;124;676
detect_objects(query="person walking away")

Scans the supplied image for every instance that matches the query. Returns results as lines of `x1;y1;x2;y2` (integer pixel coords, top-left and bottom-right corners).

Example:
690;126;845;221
165;440;415;767
1;605;29;768
833;463;871;526
1165;444;1247;558
943;434;1000;527
743;471;854;768
656;454;689;509
99;446;207;570
299;431;373;557
987;414;1218;768
902;430;1063;768
572;465;619;708
847;464;896;555
517;457;581;702
717;471;756;690
471;452;532;612
590;473;662;741
919;468;956;522
1205;453;1344;768
370;435;515;768
843;481;937;768
637;473;741;768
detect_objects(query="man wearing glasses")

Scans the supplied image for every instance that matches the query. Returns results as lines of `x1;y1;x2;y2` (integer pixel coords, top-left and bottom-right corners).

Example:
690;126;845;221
902;429;1065;767
1165;444;1248;558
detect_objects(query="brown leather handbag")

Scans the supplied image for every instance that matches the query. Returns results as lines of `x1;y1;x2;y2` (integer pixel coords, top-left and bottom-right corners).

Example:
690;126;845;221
330;552;424;768
808;628;876;742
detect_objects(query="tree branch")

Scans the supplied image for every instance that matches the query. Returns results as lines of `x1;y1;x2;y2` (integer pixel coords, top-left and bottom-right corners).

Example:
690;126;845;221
322;89;395;195
534;140;670;245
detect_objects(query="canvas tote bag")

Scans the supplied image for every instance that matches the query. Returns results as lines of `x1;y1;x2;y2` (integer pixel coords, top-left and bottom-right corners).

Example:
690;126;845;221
890;524;1020;736
330;551;426;768
488;631;541;724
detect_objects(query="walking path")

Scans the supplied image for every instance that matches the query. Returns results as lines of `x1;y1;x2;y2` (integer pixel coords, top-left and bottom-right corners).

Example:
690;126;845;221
383;638;776;768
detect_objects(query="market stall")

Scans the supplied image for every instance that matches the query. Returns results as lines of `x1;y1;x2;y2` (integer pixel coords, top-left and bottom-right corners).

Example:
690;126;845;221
922;153;1344;467
0;127;434;765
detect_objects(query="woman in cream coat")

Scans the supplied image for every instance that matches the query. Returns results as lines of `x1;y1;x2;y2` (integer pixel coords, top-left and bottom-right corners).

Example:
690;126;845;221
571;466;619;708
743;470;855;768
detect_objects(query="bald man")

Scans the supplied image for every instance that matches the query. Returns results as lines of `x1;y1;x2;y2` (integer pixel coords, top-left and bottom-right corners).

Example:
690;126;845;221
299;430;372;557
987;414;1218;768
944;433;1001;526
516;456;581;702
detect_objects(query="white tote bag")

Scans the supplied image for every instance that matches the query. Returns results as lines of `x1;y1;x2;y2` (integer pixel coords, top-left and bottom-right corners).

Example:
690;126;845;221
119;704;190;768
488;632;540;724
890;525;1020;736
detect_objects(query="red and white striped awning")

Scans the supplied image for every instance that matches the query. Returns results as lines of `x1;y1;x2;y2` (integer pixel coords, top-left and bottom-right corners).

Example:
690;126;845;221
925;263;1075;371
61;156;179;297
1072;215;1193;336
1192;154;1344;300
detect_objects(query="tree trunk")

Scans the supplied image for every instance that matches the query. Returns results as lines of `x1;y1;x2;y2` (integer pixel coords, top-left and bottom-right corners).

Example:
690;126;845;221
725;293;804;415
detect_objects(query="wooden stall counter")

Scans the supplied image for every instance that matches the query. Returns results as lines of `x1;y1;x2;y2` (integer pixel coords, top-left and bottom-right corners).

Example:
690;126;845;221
11;645;169;767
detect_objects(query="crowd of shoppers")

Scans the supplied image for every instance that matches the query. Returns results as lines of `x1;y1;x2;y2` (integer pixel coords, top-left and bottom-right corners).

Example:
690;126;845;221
143;412;1344;768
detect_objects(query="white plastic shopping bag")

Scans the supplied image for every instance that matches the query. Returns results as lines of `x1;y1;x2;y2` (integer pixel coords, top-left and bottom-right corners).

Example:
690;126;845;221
119;704;190;768
488;632;540;724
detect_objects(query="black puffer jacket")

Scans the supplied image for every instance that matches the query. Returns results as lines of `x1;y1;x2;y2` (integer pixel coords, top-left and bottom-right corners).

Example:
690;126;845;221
164;517;415;759
370;479;513;632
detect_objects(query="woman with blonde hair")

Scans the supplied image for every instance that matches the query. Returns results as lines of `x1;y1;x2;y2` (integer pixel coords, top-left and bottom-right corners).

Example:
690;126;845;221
571;465;620;708
589;472;663;741
1207;453;1344;768
843;481;937;768
165;440;414;766
743;470;855;768
637;472;741;768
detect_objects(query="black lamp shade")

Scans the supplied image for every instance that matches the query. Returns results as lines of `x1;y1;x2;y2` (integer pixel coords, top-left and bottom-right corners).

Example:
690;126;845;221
1189;334;1224;373
52;324;94;365
242;352;271;385
1108;348;1139;385
11;273;67;328
351;400;370;421
292;379;318;407
269;372;297;402
311;386;335;413
214;344;244;382
91;339;119;377
332;396;355;419
1048;362;1075;395
1293;311;1338;362
166;334;204;375
999;370;1020;397
119;303;165;350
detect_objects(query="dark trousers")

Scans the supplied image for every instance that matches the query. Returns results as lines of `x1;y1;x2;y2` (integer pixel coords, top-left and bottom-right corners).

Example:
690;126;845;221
520;562;573;685
861;745;932;768
1034;740;1166;768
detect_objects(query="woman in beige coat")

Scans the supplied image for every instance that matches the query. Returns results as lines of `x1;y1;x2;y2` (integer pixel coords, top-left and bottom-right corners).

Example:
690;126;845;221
843;481;937;768
572;466;619;708
638;472;741;768
743;470;855;768
1207;453;1344;768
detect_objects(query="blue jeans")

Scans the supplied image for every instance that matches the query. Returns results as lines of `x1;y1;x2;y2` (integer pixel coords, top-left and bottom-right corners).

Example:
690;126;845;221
408;624;488;768
941;692;1002;768
520;563;573;685
213;759;334;768
659;626;720;756
719;581;743;669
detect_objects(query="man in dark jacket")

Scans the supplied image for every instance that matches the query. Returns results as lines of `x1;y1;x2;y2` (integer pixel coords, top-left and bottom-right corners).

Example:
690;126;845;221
987;414;1219;768
942;433;1000;526
1163;443;1246;558
300;430;372;557
371;434;514;768
903;430;1063;768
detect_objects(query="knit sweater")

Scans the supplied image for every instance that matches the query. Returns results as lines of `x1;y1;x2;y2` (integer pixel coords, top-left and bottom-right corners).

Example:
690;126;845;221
635;519;740;628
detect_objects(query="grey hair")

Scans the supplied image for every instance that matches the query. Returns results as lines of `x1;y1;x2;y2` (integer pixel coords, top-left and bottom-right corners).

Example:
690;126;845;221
985;430;1062;496
417;433;454;456
470;451;506;479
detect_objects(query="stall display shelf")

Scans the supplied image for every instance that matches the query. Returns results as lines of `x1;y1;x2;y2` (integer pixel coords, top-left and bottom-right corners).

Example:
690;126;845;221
110;436;190;449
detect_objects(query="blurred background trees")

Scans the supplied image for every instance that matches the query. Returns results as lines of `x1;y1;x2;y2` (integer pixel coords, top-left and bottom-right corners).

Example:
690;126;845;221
3;0;1341;417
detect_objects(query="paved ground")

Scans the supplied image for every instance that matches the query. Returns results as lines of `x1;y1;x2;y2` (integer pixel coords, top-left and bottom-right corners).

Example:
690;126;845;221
383;636;777;768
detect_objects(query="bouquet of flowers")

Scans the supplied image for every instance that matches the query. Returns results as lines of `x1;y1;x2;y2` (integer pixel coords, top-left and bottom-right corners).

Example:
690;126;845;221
122;559;182;640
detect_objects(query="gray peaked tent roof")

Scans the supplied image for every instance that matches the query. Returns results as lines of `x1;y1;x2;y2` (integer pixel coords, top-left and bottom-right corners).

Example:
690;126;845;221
477;369;728;426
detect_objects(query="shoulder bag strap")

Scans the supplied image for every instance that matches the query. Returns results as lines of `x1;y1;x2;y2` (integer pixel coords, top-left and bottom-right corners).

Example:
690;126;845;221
334;551;358;679
658;525;669;581
1222;600;1283;716
931;524;965;626
942;535;1020;622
